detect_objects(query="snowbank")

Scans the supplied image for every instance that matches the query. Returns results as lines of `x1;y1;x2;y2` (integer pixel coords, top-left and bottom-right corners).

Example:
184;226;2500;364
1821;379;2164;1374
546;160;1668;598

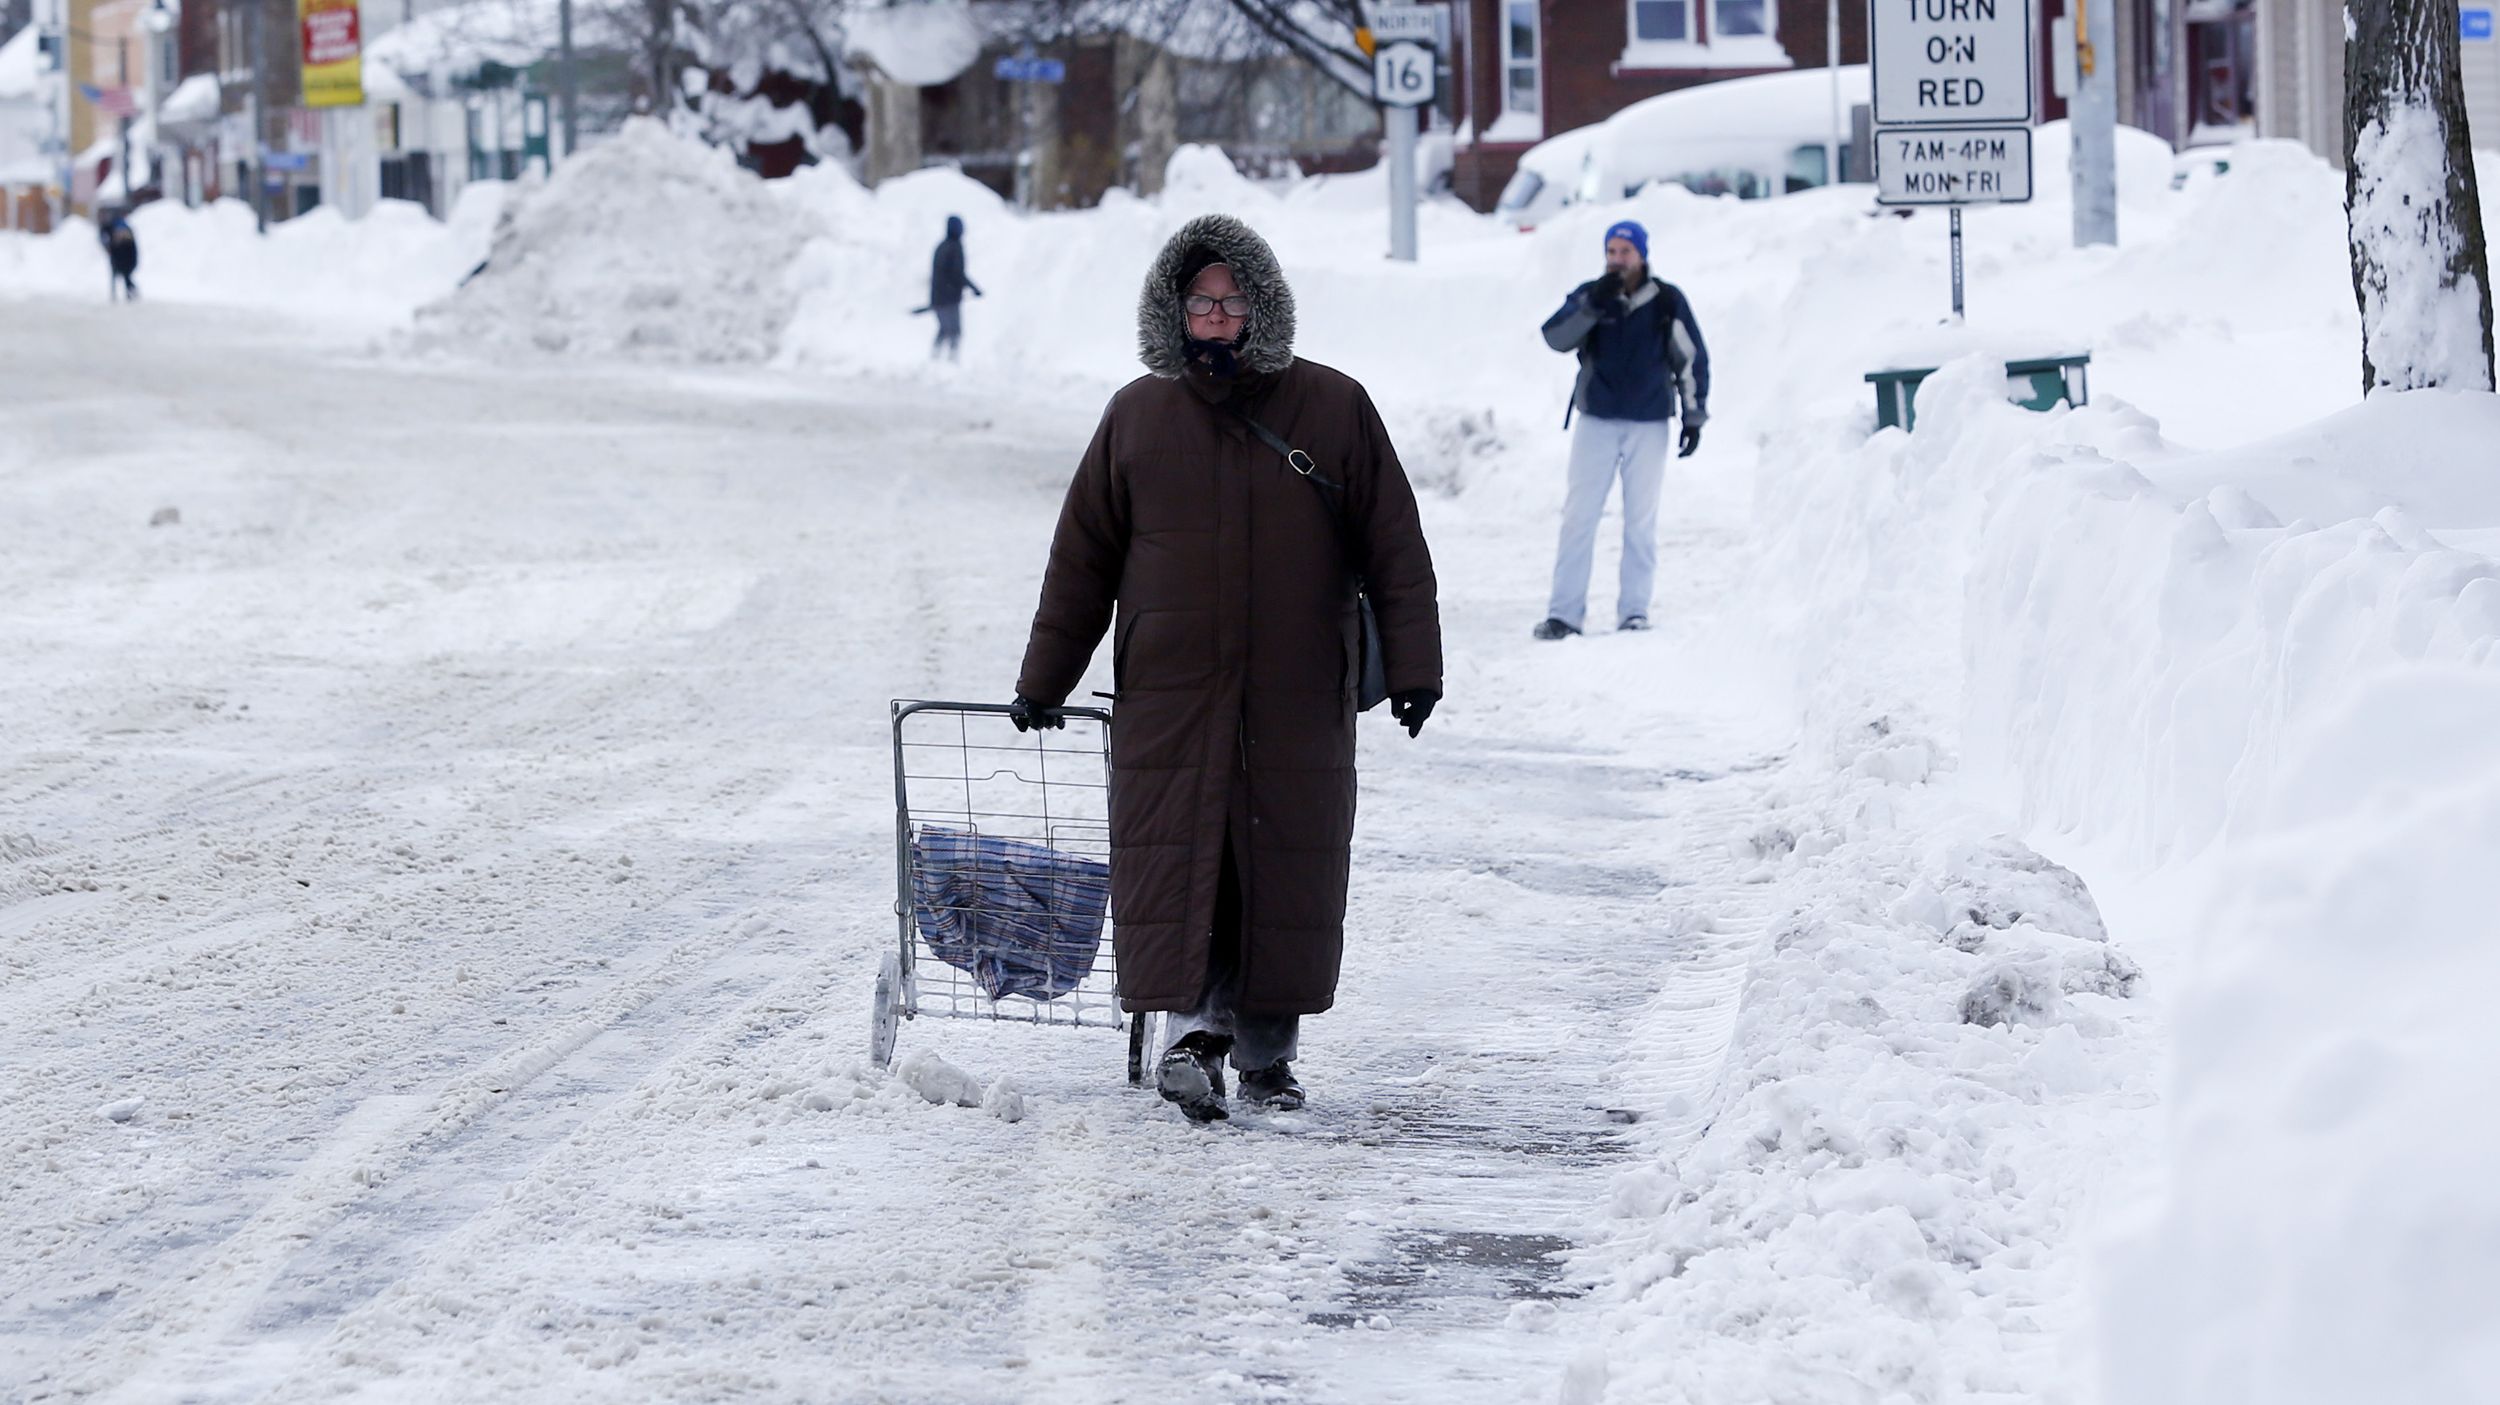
1748;332;2500;1402
415;119;815;360
0;190;501;330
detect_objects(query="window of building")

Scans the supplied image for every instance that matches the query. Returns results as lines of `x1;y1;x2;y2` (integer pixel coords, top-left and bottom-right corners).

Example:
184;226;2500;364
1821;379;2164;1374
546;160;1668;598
1483;0;1543;142
1714;0;1769;37
1623;0;1789;67
1634;0;1689;42
1503;0;1540;116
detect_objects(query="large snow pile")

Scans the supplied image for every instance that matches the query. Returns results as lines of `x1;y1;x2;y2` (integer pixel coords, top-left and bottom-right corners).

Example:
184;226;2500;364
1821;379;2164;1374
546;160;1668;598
414;119;816;361
1748;325;2500;1400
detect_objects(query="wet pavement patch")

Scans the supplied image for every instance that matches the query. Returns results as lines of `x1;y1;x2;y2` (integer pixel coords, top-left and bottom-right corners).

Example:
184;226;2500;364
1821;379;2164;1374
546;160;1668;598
1309;1230;1580;1328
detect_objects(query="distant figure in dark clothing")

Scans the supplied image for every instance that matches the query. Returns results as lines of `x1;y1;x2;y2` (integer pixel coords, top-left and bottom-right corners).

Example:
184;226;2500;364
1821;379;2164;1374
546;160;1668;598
99;212;140;302
929;215;982;360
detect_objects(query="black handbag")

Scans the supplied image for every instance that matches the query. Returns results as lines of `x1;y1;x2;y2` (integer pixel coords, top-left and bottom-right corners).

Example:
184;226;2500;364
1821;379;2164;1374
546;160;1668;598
1231;408;1392;713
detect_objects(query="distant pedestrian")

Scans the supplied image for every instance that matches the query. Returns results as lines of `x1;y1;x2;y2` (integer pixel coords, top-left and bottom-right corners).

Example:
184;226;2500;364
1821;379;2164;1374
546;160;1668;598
99;211;140;302
928;215;982;360
1009;214;1443;1124
1532;219;1708;640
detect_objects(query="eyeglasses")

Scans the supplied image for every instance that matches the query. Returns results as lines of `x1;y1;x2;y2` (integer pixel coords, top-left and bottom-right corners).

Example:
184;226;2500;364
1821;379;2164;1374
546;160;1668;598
1183;294;1252;317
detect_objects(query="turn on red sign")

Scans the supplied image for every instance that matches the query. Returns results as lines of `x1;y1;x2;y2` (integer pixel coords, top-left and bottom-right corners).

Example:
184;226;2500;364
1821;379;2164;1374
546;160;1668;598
1872;0;2035;126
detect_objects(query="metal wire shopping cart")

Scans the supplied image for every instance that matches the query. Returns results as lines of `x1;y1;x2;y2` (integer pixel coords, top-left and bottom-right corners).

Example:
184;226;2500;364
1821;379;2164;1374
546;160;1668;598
873;700;1161;1084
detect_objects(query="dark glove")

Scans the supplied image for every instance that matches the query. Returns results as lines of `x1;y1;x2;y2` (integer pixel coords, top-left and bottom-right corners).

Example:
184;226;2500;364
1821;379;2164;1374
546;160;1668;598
1389;688;1439;739
1678;423;1703;458
1589;271;1624;311
1007;694;1064;732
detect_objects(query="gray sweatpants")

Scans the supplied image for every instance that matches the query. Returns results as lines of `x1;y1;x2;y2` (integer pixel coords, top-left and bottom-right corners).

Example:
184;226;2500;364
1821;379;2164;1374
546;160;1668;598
1165;834;1299;1071
1546;413;1677;630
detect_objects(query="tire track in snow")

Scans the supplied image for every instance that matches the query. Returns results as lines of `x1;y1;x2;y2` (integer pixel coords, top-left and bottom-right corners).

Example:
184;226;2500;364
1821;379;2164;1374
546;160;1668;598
56;864;809;1401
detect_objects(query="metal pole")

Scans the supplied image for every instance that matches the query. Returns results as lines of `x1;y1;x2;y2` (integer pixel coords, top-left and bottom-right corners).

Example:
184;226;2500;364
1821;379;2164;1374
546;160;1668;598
1949;206;1965;319
1386;101;1417;261
2070;0;2118;246
116;36;130;206
248;0;265;231
1827;0;1842;182
558;0;578;158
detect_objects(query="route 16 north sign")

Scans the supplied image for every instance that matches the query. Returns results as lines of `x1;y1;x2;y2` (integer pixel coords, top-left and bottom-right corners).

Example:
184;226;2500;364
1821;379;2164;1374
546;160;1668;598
1373;40;1435;108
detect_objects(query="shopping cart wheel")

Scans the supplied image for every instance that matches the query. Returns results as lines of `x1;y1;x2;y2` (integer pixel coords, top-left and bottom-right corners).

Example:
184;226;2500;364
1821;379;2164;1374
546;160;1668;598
869;950;903;1068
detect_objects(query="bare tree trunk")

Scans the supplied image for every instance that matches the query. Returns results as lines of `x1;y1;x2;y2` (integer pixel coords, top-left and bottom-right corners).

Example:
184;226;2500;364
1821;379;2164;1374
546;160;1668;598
2345;0;2495;392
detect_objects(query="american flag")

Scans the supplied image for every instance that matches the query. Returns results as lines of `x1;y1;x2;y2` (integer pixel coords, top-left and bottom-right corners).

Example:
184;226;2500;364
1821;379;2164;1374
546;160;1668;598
79;84;139;118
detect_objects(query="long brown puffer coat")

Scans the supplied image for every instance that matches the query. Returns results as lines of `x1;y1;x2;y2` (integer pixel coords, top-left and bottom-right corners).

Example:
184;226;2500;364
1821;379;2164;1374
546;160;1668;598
1015;214;1442;1017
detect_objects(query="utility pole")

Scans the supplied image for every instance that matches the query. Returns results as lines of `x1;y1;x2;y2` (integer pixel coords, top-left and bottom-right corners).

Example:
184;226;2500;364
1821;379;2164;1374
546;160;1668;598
558;0;577;158
2070;0;2118;246
1384;102;1416;259
114;33;128;207
248;0;265;231
1827;0;1842;181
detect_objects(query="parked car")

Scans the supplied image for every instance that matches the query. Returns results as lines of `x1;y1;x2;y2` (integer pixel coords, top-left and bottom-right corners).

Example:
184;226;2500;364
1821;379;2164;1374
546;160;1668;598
1493;124;1599;230
1522;66;1871;223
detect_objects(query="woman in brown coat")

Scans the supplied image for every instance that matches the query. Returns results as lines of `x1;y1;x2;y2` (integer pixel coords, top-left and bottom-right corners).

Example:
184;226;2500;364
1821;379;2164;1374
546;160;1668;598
1010;214;1443;1123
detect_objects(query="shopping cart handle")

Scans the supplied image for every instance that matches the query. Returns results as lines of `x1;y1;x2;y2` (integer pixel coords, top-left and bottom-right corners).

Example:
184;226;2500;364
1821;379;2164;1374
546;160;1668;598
891;699;1114;725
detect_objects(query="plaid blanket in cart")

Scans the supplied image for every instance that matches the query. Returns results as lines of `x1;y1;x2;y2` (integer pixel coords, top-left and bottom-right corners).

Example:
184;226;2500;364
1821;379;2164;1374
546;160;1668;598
909;826;1111;1002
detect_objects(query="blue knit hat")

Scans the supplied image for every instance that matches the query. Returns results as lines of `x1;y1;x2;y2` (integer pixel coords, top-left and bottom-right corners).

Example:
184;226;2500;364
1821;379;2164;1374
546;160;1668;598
1604;220;1649;260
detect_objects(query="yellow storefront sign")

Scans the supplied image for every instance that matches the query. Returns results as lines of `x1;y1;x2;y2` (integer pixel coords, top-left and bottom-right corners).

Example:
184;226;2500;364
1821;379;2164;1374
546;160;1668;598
298;0;364;108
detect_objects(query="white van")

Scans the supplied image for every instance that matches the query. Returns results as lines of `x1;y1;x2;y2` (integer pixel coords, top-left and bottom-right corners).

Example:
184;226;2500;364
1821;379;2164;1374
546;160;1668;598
1524;65;1870;221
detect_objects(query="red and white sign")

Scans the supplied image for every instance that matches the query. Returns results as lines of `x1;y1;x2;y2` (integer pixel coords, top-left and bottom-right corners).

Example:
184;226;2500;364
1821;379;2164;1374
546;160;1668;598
301;5;361;67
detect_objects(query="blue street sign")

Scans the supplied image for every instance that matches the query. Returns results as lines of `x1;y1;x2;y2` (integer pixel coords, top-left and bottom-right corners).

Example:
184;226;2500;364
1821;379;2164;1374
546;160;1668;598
263;151;312;172
993;56;1065;83
2465;6;2494;39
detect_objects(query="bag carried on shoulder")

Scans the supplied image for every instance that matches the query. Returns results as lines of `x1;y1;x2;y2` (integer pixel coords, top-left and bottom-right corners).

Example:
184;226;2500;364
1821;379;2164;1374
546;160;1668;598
1230;407;1391;712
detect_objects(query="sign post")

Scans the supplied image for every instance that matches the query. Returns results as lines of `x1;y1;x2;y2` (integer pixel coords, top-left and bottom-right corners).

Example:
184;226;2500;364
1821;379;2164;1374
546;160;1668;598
1871;0;2037;318
993;50;1066;210
1367;5;1440;263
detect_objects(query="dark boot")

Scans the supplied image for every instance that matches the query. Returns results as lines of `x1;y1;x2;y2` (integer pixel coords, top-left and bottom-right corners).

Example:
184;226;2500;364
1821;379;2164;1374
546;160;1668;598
1531;618;1581;641
1237;1060;1304;1111
1157;1031;1233;1123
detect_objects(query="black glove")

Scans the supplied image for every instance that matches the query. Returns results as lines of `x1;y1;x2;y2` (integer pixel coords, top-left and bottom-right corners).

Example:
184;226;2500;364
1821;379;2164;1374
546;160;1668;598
1589;271;1624;310
1007;695;1064;732
1389;688;1439;739
1678;423;1703;458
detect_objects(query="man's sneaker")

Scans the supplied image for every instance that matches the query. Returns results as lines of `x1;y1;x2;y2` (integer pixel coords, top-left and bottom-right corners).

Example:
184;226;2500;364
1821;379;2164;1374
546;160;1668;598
1238;1060;1305;1111
1157;1031;1233;1123
1531;618;1581;641
1619;615;1651;631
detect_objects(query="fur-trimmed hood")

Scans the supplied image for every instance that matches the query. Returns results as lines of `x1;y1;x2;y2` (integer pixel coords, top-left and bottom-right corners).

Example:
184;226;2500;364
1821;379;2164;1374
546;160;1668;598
1135;214;1298;379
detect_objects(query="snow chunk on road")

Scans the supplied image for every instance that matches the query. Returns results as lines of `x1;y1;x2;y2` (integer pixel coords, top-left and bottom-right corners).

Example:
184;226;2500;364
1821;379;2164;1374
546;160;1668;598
894;1050;982;1108
98;1096;144;1123
416;119;814;363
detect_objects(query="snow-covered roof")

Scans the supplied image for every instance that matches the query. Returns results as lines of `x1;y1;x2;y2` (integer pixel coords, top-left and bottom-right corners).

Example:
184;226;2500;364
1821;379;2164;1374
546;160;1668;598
0;23;46;101
158;73;220;126
842;1;981;86
366;0;561;81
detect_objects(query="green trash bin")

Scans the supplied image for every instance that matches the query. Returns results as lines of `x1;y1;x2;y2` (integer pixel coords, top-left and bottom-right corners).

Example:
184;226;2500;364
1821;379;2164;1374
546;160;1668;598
1864;352;2092;431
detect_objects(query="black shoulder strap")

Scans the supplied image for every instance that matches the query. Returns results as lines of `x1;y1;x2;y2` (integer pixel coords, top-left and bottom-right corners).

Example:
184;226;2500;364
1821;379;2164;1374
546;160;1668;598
1227;403;1366;573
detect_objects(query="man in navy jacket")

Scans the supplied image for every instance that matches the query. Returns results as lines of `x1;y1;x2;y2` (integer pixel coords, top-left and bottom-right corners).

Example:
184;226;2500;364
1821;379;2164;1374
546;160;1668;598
1533;219;1709;639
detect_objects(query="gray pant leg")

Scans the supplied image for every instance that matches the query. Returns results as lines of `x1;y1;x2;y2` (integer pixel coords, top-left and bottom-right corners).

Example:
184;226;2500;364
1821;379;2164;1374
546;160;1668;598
1546;416;1629;629
1614;418;1675;623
